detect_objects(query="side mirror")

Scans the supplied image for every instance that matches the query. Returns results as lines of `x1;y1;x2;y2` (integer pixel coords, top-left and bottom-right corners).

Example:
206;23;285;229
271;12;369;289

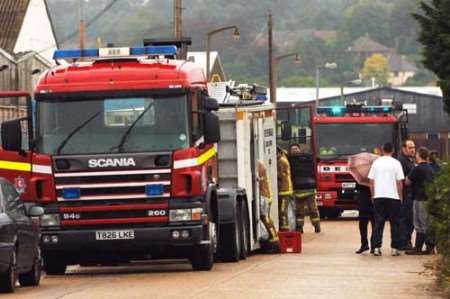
204;97;219;111
281;121;292;141
1;119;22;151
298;128;307;144
28;206;44;217
204;112;221;144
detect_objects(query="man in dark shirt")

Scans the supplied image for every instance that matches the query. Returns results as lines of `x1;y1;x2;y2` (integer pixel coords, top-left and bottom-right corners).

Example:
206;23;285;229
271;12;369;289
397;139;415;250
405;147;434;255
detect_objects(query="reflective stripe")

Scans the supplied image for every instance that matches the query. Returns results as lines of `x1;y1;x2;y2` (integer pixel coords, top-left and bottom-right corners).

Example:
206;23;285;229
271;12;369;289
0;160;31;171
173;147;217;169
32;164;52;174
279;191;293;196
0;160;53;174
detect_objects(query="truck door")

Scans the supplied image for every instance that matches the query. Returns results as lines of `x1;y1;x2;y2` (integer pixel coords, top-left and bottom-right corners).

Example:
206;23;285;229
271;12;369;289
276;104;316;190
0;92;33;201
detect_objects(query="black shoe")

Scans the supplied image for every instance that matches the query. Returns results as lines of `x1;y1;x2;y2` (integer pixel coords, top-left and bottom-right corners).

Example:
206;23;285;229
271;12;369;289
314;225;321;233
355;245;370;254
370;248;374;254
400;243;413;251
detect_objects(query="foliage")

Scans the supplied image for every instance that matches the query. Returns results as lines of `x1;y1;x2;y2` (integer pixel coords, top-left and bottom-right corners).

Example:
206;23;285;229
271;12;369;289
414;0;450;113
361;54;390;86
46;0;428;87
403;69;436;86
426;161;450;296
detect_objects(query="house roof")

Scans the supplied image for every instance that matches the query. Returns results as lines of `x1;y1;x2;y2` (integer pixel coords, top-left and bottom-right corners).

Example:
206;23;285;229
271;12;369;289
389;54;417;72
0;0;30;53
349;34;392;53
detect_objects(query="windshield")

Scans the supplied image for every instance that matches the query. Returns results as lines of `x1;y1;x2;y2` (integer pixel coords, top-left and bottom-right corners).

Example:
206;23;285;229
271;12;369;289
36;94;189;155
316;123;394;159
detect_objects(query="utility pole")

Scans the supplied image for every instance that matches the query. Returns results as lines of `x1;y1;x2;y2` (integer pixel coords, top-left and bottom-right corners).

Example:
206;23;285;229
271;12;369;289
268;10;275;104
174;0;182;38
79;0;86;51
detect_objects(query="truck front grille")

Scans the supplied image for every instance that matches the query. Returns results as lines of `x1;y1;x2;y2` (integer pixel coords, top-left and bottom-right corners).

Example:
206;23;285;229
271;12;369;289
54;169;171;201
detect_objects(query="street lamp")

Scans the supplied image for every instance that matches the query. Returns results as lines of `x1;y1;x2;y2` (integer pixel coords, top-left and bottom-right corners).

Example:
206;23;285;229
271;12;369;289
206;25;240;81
340;78;362;102
272;53;300;103
315;62;337;108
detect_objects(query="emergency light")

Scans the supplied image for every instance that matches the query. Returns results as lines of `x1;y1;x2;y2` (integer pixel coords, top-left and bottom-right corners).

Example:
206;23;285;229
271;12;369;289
317;105;393;116
62;188;81;200
53;45;178;60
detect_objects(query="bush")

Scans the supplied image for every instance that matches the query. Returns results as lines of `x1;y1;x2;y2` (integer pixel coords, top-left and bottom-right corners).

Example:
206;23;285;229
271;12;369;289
427;161;450;295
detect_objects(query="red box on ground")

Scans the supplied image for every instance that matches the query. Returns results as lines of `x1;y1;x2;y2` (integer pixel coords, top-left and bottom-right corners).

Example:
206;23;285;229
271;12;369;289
278;231;302;253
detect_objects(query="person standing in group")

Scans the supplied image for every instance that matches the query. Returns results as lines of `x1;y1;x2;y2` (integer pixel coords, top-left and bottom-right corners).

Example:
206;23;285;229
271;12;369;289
397;139;416;250
368;142;405;256
289;144;321;234
257;160;280;252
355;184;374;254
405;147;434;255
277;146;294;231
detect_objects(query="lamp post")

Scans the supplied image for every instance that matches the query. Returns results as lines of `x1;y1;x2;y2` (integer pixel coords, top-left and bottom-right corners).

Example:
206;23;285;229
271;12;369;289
206;25;240;81
315;62;337;108
272;53;300;103
340;78;362;102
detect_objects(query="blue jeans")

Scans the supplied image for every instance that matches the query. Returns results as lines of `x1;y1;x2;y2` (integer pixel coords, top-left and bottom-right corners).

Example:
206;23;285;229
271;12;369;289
371;198;402;249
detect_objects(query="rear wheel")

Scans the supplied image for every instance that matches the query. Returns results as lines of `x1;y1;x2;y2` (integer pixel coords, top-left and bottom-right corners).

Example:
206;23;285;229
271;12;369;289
218;208;241;262
0;251;17;293
44;257;67;275
239;202;250;260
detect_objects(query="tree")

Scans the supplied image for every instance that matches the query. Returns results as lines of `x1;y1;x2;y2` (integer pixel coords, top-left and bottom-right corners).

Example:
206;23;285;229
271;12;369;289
414;0;450;113
361;54;390;86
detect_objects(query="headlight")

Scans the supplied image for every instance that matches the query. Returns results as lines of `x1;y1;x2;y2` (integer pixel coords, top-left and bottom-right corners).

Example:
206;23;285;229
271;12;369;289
40;214;60;227
170;209;191;222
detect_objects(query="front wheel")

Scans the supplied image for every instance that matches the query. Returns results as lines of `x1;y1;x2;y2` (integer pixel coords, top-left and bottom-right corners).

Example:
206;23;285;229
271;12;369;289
191;222;215;271
19;256;41;287
0;251;17;293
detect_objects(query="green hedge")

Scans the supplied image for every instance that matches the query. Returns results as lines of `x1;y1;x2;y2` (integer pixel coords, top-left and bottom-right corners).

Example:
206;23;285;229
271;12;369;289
427;161;450;294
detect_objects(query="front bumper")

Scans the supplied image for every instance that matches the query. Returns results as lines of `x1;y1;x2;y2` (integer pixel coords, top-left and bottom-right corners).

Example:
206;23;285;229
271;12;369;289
317;188;359;209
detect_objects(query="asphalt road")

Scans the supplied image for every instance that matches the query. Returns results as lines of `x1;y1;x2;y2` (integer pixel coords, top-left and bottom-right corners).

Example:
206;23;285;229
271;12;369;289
5;218;440;299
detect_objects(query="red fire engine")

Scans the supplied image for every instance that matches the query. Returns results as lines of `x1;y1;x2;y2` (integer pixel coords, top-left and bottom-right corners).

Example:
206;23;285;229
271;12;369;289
314;104;408;218
0;39;279;274
276;103;407;218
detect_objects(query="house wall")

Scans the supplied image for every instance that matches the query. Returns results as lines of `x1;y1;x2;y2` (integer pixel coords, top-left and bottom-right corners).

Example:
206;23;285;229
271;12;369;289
14;0;57;62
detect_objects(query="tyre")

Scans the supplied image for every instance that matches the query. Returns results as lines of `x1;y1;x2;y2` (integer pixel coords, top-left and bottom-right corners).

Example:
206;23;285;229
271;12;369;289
218;208;241;262
19;256;41;287
0;251;17;293
319;207;343;219
44;257;67;275
239;202;250;260
191;222;215;271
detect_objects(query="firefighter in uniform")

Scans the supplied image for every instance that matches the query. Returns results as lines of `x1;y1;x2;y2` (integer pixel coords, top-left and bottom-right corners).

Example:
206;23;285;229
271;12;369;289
257;160;279;250
289;144;321;233
277;146;294;231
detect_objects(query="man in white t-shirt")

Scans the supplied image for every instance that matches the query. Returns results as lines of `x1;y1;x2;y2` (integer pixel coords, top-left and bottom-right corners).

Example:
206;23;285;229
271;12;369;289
368;142;405;256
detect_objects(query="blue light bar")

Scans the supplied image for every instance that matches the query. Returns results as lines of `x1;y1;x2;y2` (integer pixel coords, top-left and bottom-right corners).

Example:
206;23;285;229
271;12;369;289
146;184;164;196
317;105;393;116
53;46;178;60
63;188;81;200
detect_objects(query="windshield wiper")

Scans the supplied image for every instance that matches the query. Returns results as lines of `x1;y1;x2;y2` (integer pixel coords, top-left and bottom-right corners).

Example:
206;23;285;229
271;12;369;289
112;102;155;153
56;111;101;155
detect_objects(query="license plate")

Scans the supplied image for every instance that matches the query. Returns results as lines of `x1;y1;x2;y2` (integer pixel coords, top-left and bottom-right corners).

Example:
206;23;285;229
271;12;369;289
342;182;356;189
96;230;135;241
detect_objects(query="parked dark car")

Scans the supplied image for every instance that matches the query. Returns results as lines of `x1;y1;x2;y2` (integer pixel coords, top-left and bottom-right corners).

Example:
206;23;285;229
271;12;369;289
0;178;44;293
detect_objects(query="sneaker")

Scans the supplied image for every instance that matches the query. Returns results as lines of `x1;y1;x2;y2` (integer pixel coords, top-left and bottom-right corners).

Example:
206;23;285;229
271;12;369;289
355;245;370;254
373;248;382;256
391;249;401;256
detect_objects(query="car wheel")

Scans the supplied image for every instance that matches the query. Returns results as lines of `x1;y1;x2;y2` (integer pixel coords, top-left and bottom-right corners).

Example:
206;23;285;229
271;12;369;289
0;251;17;293
239;202;250;260
19;250;41;287
191;222;215;271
